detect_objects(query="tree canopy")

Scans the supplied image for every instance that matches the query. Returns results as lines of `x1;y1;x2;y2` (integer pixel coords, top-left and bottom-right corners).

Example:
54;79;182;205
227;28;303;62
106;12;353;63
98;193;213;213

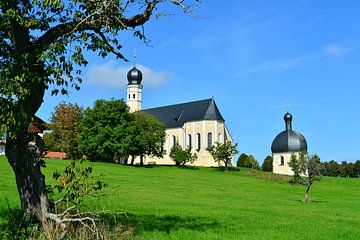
79;98;132;162
0;0;199;218
44;102;84;159
207;141;238;171
262;155;273;172
128;111;166;165
170;142;197;166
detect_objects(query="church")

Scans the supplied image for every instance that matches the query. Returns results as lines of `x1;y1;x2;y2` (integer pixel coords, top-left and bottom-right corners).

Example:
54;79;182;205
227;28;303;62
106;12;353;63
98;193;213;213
125;62;234;167
271;112;307;175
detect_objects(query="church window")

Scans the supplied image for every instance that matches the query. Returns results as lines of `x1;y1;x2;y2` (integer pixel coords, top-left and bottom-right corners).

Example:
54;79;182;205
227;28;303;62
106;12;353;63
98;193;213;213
280;156;284;166
172;135;176;147
207;132;213;148
133;94;136;99
196;133;201;151
188;134;192;149
128;94;130;99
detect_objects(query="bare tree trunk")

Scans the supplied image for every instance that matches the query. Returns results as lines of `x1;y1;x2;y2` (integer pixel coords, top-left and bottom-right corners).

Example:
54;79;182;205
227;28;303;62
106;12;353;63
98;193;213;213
6;136;49;218
305;183;311;203
140;155;144;166
225;159;228;171
130;155;135;165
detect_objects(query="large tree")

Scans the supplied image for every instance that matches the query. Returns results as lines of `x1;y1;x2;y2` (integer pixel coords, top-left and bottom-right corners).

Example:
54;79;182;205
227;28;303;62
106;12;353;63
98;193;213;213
128;111;166;165
0;0;198;219
45;102;84;159
79;98;132;162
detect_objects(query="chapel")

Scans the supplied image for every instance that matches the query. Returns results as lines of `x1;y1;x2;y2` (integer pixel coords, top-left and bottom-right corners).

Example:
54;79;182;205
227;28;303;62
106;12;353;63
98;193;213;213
125;61;233;167
271;112;307;175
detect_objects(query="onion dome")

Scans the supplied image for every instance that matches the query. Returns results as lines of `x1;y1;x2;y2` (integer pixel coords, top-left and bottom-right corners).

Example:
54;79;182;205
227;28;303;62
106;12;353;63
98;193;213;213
271;112;307;153
127;66;142;85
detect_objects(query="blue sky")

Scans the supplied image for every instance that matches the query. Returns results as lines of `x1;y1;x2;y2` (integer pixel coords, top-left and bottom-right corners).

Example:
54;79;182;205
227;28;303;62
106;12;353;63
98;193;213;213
38;0;360;163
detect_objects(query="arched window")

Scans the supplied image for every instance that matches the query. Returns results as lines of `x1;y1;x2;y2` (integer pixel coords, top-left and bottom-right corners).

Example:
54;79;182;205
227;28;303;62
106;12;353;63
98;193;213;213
196;133;201;151
207;132;213;148
172;135;176;147
133;94;136;99
280;156;284;166
188;134;192;149
128;94;130;99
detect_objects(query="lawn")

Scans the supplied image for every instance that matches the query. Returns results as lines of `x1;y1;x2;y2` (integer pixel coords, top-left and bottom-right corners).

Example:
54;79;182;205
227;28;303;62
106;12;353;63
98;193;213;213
1;156;360;239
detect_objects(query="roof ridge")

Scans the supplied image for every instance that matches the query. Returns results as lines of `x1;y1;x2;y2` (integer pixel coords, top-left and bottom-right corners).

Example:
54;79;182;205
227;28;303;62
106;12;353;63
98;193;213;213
143;98;212;111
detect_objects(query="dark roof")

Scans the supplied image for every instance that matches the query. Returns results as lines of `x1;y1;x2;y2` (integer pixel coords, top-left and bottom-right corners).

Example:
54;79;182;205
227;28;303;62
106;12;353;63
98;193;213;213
143;98;225;128
127;66;143;85
271;112;307;153
271;130;307;153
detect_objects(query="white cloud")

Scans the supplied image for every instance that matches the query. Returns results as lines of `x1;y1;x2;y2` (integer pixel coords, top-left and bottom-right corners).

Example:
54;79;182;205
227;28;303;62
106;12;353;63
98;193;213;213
86;61;175;89
323;44;348;56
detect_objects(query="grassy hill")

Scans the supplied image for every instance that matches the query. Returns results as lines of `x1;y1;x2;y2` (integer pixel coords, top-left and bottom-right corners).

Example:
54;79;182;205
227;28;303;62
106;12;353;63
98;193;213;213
1;156;360;239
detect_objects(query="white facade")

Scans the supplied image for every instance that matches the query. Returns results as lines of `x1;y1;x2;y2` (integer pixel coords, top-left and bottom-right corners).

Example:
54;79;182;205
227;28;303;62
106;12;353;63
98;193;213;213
127;84;142;112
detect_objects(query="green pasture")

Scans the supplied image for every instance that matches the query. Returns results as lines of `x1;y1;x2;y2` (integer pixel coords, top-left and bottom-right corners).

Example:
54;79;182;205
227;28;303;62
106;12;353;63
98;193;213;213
1;156;359;239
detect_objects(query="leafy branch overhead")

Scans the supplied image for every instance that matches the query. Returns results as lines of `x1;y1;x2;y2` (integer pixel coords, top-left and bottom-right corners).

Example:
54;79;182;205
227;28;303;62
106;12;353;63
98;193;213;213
0;0;200;133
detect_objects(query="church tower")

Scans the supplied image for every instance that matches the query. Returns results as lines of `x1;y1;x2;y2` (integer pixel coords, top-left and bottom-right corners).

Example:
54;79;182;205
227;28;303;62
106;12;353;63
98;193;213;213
126;53;143;112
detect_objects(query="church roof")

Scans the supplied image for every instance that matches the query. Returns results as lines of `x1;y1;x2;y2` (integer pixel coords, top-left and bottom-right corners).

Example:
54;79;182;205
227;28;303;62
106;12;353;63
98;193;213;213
271;112;307;153
143;98;225;128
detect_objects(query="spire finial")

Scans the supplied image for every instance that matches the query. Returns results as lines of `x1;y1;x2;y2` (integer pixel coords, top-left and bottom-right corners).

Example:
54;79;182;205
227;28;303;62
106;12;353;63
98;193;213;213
133;49;136;67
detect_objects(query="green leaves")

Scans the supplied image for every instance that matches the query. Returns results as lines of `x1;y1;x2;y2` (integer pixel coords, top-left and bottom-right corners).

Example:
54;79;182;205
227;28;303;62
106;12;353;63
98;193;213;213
50;160;108;207
170;142;198;166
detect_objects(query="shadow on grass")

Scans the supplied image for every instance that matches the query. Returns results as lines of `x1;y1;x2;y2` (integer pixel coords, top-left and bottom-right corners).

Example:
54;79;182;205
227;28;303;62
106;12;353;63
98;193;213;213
213;166;240;172
177;165;199;170
113;213;219;235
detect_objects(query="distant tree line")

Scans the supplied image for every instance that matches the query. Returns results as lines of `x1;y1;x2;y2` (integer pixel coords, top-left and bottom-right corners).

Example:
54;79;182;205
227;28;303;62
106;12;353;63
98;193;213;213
321;160;360;178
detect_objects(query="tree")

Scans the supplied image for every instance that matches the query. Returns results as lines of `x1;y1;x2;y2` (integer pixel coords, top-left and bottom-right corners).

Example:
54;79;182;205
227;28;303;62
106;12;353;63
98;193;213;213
207;141;238;171
45;102;84;159
0;0;198;217
243;155;260;170
262;155;273;172
79;99;132;162
288;151;307;184
128;111;166;165
355;160;360;178
170;142;197;166
237;153;248;167
288;152;322;202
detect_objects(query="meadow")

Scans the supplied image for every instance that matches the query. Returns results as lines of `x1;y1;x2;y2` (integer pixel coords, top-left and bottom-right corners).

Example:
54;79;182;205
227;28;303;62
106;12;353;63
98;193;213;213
1;156;360;239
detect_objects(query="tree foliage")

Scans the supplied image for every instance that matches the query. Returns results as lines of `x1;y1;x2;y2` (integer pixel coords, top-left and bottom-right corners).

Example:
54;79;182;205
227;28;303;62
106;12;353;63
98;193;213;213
207;141;238;171
237;153;248;167
262;155;273;172
45;102;84;159
243;155;260;170
128;111;166;165
0;0;199;216
79;99;132;162
288;151;308;184
170;142;197;166
288;152;322;202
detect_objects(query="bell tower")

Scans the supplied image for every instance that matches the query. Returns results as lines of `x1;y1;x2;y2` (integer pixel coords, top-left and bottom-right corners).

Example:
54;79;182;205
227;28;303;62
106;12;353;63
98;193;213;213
126;52;143;112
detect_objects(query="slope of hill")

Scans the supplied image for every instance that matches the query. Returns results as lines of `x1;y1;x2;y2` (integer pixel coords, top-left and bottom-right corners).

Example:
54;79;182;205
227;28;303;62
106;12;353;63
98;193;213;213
1;157;360;239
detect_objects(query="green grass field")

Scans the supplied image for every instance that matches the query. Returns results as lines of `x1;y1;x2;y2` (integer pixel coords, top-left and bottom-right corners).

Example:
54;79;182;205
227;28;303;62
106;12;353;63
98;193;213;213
1;156;360;239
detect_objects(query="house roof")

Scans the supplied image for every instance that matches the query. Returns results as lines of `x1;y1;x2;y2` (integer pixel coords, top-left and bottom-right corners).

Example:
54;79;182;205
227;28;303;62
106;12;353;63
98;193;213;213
143;98;225;129
44;151;67;159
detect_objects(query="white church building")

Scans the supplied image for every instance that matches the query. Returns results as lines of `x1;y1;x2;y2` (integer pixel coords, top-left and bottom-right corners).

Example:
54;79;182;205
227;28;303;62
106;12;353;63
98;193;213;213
271;112;307;175
125;61;234;167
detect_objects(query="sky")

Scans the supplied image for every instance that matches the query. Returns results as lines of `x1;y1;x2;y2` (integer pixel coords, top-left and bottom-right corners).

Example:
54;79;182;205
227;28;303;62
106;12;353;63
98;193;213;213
37;0;360;164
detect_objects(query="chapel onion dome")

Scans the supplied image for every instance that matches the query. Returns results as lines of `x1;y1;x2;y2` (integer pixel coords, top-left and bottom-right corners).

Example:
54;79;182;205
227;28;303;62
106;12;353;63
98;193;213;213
271;112;307;153
127;66;143;85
